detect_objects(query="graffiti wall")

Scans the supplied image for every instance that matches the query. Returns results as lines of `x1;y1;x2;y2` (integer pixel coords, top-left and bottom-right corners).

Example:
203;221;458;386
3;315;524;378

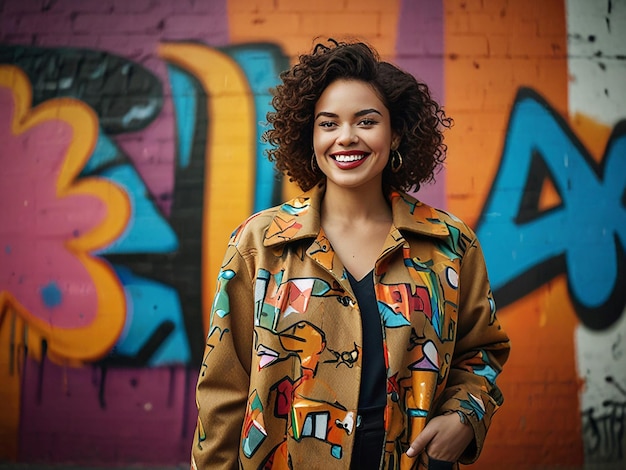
0;0;624;468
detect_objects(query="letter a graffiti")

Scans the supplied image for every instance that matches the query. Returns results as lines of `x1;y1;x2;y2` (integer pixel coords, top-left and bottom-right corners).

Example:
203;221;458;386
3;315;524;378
476;88;626;330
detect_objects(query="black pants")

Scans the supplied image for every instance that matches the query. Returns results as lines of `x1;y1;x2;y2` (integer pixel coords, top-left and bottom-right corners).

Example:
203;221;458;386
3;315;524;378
350;407;385;470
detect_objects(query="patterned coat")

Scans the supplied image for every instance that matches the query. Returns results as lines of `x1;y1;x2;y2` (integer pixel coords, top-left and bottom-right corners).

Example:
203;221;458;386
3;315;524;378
192;182;510;470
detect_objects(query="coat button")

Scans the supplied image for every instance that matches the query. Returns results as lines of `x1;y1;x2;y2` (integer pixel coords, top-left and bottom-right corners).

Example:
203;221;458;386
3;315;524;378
338;296;352;306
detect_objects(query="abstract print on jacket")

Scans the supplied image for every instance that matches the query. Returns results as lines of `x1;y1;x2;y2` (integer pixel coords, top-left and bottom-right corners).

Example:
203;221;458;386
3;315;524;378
192;182;510;470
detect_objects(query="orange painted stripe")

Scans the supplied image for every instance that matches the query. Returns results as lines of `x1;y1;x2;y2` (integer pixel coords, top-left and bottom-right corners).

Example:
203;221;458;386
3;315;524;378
444;1;569;225
444;0;583;467
226;0;400;62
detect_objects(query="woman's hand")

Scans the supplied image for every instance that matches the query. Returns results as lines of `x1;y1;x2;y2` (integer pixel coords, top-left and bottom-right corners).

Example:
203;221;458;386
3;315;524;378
405;413;475;462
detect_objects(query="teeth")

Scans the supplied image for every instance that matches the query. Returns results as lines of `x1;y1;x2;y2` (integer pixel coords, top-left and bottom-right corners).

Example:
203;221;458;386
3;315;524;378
334;154;365;162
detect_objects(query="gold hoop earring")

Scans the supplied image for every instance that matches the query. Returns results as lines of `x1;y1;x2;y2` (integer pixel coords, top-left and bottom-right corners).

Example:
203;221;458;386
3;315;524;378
391;149;403;173
311;153;318;171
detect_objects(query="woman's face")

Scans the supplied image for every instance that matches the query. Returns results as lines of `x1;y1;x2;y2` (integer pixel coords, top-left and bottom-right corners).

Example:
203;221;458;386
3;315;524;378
313;79;397;192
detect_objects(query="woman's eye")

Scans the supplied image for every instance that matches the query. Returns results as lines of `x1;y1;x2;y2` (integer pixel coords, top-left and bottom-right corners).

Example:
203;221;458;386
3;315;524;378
319;121;336;128
359;119;377;126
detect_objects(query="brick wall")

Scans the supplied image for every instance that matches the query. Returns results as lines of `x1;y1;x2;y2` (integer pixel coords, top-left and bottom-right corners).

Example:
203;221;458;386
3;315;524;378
1;0;625;468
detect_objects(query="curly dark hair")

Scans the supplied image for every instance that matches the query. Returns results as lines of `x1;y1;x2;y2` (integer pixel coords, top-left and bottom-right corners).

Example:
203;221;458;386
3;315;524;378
263;39;452;193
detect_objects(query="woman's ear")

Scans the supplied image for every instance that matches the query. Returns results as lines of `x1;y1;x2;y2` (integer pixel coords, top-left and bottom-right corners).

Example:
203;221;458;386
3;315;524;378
391;134;401;151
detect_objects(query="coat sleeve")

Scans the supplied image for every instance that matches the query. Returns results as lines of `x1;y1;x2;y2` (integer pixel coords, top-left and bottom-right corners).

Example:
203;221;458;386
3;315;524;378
433;235;511;464
191;243;255;470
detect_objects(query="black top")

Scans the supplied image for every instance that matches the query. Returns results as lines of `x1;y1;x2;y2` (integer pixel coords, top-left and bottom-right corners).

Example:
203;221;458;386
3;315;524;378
347;270;387;411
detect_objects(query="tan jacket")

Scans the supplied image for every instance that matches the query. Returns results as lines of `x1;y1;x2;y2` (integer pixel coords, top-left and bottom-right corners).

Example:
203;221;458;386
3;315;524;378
192;182;510;470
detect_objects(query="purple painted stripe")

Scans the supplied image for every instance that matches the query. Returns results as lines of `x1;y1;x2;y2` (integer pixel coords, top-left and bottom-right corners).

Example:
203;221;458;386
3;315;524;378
19;357;196;465
394;0;446;209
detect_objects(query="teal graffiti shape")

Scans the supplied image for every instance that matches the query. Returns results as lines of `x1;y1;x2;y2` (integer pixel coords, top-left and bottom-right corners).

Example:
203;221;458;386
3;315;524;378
41;281;63;308
476;88;626;330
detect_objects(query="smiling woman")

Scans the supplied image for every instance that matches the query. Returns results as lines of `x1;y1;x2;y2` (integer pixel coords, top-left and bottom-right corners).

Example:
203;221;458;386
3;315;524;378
311;78;398;280
191;39;510;470
313;79;396;194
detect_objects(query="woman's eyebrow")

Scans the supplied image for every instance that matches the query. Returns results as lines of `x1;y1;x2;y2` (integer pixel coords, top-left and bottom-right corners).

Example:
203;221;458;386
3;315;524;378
355;108;382;117
315;111;338;120
315;108;383;120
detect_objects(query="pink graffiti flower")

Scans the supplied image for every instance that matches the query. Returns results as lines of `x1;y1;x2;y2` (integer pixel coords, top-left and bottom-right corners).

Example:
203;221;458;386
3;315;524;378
0;65;129;363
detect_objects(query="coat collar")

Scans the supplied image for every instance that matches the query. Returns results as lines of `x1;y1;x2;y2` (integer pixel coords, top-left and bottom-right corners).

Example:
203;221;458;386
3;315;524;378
262;182;450;247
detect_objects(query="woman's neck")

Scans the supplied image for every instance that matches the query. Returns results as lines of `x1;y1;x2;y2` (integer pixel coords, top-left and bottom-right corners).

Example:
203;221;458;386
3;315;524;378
319;180;393;280
321;180;392;226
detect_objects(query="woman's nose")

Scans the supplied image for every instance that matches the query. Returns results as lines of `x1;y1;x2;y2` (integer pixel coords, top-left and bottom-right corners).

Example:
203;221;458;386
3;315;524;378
337;125;358;145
